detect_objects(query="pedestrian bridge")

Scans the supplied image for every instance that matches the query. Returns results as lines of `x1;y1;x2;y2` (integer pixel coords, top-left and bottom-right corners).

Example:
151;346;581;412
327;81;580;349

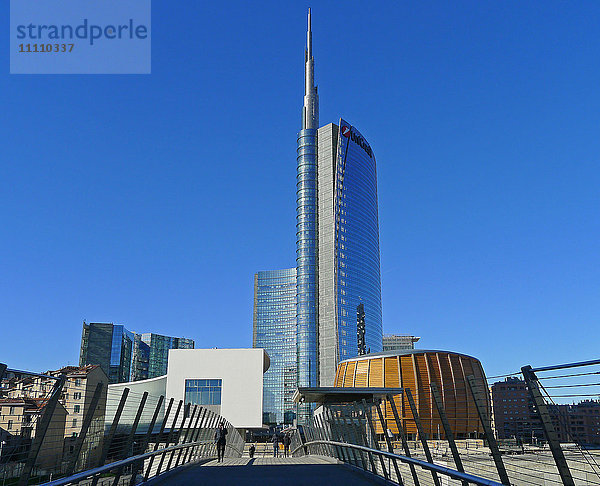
3;359;600;486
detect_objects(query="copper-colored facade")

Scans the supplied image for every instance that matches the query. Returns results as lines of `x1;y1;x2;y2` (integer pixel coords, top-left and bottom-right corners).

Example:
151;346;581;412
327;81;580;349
334;350;490;439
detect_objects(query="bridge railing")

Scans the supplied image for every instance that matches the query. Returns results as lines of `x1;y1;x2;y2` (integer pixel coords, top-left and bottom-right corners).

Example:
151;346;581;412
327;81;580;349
0;364;244;485
291;358;600;486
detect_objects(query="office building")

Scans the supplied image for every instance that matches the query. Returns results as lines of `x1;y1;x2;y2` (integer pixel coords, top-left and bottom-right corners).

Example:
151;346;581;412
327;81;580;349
252;268;297;424
80;322;134;384
382;334;421;351
296;10;383;397
136;333;195;380
79;322;194;384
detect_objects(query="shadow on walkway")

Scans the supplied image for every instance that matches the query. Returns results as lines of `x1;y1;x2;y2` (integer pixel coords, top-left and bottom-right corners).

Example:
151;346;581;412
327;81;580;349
153;459;380;486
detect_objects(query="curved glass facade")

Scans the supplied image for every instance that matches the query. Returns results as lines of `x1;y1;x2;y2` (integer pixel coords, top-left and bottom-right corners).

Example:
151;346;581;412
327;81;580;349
334;119;383;359
253;268;297;424
296;128;319;394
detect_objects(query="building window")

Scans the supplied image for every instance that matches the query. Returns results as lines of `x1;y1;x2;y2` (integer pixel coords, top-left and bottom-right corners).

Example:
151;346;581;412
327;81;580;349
184;379;222;406
7;420;13;430
9;406;14;415
74;392;82;400
75;378;82;386
72;419;77;427
74;405;80;413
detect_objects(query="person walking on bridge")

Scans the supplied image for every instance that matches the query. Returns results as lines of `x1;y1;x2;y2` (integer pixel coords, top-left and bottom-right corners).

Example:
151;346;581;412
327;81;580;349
214;421;228;462
283;433;291;457
272;432;280;457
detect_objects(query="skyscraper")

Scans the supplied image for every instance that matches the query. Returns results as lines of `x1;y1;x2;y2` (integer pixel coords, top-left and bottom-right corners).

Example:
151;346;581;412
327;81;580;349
138;333;195;379
296;8;320;399
253;10;384;424
80;322;134;384
252;269;297;424
79;322;194;384
296;10;383;395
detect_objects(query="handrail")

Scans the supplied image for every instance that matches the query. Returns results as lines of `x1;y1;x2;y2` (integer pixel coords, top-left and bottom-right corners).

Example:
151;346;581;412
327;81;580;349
292;440;504;486
530;358;600;373
5;368;61;381
41;440;241;486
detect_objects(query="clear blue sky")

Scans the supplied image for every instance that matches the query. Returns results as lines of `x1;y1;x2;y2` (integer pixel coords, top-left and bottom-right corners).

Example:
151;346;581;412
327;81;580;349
1;1;598;379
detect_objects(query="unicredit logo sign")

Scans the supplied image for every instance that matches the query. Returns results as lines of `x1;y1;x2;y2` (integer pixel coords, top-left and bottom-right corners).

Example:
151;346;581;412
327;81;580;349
341;125;372;157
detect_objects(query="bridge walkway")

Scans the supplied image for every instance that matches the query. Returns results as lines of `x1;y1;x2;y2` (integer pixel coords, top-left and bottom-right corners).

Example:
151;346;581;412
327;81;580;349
149;455;383;485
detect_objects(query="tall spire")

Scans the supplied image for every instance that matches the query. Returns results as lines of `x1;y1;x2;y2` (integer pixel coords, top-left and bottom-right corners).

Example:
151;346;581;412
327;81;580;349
302;8;319;130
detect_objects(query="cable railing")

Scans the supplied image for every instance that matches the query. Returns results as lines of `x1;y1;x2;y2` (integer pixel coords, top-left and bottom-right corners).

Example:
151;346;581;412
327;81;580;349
290;357;600;486
3;358;600;485
0;363;244;485
292;439;503;486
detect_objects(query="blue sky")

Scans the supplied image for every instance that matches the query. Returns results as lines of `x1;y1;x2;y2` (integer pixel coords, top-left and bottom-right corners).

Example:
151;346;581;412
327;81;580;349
1;1;598;379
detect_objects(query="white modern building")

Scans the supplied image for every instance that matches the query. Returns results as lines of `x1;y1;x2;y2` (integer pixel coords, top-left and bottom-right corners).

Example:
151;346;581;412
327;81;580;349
106;348;270;429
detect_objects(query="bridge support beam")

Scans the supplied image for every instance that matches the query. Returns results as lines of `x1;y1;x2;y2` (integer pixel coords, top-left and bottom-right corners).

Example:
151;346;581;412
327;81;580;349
466;375;510;486
522;365;575;486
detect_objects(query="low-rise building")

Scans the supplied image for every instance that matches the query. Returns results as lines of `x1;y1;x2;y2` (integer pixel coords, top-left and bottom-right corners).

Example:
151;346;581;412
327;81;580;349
0;398;67;468
382;334;420;351
1;365;108;470
491;377;600;445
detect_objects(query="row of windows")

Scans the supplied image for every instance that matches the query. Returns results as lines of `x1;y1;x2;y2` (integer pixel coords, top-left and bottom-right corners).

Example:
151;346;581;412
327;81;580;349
185;379;222;406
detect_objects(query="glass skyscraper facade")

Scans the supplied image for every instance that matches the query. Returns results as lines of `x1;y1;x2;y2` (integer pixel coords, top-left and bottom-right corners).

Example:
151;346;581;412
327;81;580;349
315;120;383;386
332;120;382;360
80;322;134;384
253;11;384;424
253;268;297;424
80;322;194;384
297;13;383;392
139;333;195;379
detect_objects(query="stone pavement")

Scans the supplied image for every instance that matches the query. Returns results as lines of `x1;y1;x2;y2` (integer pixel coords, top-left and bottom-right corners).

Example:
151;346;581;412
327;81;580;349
151;455;383;485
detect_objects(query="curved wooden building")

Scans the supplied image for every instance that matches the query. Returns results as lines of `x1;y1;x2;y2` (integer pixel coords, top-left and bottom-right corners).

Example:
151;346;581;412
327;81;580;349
334;350;490;439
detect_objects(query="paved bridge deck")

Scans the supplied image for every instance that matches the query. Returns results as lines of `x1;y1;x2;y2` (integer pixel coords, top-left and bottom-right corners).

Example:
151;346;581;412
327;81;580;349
150;456;382;485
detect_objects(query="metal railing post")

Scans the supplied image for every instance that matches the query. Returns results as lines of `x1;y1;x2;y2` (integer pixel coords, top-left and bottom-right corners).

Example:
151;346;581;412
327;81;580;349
183;407;206;464
111;391;148;486
173;405;198;468
344;414;368;471
156;399;183;475
405;388;441;486
18;374;66;486
338;408;363;467
321;409;339;460
91;387;129;486
166;403;191;470
430;383;468;486
314;413;329;457
128;395;164;486
386;393;420;486
203;411;217;458
310;420;318;456
360;399;389;480
522;365;575;486
375;399;403;485
144;397;173;481
65;381;104;475
352;402;378;475
328;408;357;466
466;375;510;486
